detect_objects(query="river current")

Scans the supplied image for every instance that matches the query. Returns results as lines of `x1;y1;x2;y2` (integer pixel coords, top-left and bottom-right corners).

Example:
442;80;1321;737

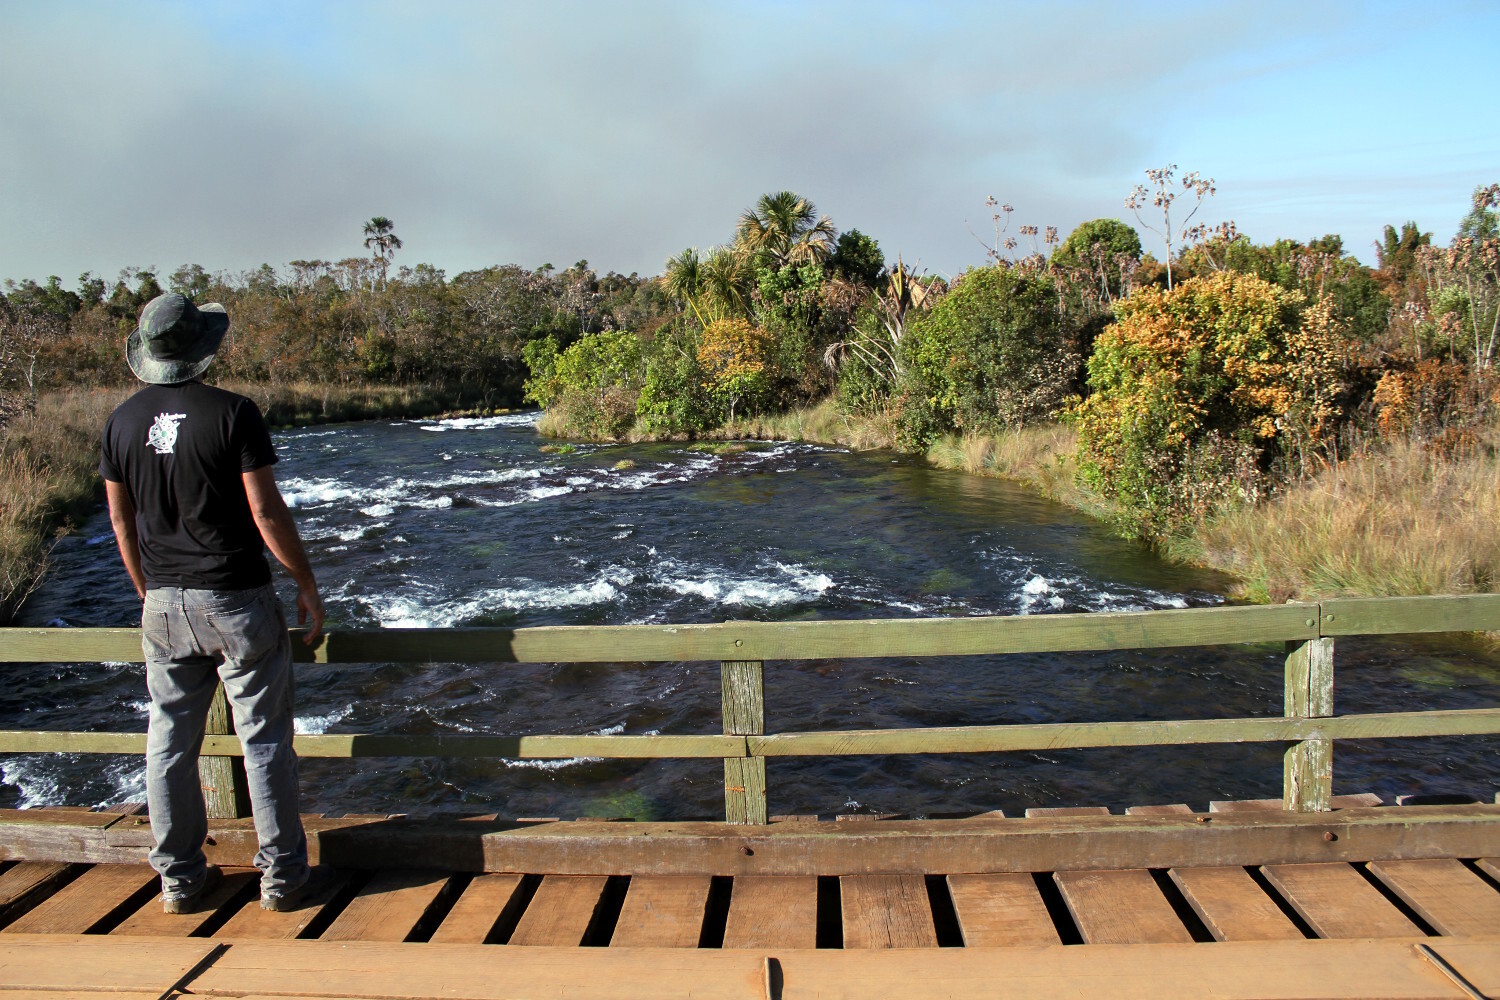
7;413;1499;818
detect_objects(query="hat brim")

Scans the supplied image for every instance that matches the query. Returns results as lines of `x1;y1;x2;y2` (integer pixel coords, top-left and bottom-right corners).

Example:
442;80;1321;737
126;305;229;384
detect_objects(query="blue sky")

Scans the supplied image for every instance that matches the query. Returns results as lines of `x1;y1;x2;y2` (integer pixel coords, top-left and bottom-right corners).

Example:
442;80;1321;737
2;1;1496;286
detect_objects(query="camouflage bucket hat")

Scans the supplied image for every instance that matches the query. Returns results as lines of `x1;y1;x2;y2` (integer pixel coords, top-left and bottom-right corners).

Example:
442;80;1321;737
126;293;230;384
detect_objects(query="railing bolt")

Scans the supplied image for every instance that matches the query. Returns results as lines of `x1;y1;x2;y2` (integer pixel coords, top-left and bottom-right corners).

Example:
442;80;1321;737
1305;619;1315;627
734;639;743;647
1323;830;1337;842
741;845;754;856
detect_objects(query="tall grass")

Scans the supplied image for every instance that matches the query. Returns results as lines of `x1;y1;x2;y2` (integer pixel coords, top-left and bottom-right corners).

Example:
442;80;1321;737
1192;431;1500;601
0;381;501;621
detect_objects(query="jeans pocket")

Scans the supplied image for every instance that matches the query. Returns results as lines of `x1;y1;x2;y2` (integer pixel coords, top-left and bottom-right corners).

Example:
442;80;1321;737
141;609;170;659
205;590;283;663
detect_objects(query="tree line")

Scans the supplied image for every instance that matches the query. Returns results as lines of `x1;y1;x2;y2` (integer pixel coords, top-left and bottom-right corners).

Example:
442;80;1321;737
3;181;1496;539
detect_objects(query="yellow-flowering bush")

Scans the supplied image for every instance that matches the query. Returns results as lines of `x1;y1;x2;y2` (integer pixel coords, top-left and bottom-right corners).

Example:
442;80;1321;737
1072;272;1353;535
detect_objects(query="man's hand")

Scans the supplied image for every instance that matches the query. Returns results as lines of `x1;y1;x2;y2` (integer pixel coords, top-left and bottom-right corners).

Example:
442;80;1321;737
296;584;325;645
243;465;326;646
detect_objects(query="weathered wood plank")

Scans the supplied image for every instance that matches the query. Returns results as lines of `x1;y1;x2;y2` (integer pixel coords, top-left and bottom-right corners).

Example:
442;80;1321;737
721;875;817;949
212;869;355;939
507;875;609;946
428;873;525;944
1284;638;1334;812
320;868;456;942
946;873;1059;946
2;863;158;934
23;703;1500;759
1321;593;1500;637
0;861;76;924
200;682;251;820
748;708;1500;757
1478;858;1500;882
0;603;1322;667
186;939;770;999
721;660;766;825
0;934;220;993
772;939;1494;999
1168;866;1303;941
111;866;259;937
1025;806;1110;818
839;875;938;948
1367;859;1500;937
0;730;745;758
1125;804;1195;816
608;875;711;947
1054;869;1193;944
7;807;1499;877
1212;793;1384;813
1261;862;1423;938
1427;938;1500;998
0;806;134;828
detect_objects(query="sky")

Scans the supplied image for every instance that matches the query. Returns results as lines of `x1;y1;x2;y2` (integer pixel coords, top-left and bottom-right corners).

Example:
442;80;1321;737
2;0;1497;288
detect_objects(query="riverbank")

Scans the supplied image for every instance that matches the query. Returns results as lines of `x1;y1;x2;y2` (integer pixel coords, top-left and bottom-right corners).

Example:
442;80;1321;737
0;382;500;622
550;399;1500;604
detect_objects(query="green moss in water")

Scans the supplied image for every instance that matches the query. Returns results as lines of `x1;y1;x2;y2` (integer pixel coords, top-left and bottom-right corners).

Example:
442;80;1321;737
581;789;660;821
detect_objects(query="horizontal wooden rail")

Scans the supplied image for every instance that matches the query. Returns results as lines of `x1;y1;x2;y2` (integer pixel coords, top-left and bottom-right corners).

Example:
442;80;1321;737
0;731;745;758
3;594;1495;668
749;708;1500;756
4;707;1499;760
0;602;1325;664
1;593;1497;823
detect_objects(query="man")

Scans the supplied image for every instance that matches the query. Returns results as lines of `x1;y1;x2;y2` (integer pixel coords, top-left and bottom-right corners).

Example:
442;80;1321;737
101;292;333;913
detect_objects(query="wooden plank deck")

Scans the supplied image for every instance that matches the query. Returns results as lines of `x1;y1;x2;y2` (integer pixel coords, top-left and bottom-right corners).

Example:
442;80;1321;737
1;935;1498;998
0;851;1494;951
0;803;1496;996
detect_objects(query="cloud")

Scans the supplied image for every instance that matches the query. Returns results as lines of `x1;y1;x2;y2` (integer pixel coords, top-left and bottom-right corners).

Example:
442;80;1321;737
2;0;1495;285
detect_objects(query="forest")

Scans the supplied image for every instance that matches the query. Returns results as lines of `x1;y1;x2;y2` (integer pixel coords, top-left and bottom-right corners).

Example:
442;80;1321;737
1;175;1497;612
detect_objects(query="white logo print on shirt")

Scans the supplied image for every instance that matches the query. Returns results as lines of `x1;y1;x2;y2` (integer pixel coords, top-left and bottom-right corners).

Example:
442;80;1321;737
146;413;188;455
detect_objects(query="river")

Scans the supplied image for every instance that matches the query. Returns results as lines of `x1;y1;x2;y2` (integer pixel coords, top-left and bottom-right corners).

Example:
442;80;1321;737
6;412;1498;819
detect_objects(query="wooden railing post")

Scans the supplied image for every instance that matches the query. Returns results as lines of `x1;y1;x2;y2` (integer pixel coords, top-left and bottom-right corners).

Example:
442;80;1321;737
199;682;251;819
1283;638;1334;811
721;660;767;824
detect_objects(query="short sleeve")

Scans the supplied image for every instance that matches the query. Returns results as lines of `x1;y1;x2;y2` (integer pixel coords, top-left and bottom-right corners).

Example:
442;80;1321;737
233;399;277;472
98;413;123;482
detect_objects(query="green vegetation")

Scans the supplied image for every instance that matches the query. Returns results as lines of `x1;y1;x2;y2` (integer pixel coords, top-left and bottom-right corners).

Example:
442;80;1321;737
4;179;1498;611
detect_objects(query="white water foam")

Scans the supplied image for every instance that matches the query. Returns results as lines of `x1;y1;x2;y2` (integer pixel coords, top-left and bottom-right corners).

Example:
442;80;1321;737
295;704;353;735
358;565;638;627
416;413;539;431
498;723;628;771
656;557;835;606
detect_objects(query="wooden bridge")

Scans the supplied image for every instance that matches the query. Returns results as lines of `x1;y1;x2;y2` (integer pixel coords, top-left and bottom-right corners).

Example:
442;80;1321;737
1;594;1498;997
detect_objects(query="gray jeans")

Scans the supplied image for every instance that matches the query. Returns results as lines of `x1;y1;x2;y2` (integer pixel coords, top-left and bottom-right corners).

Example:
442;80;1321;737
142;584;309;897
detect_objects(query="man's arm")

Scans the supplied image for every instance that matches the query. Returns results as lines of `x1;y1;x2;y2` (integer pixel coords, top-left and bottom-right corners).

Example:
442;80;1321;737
104;480;146;599
242;465;325;644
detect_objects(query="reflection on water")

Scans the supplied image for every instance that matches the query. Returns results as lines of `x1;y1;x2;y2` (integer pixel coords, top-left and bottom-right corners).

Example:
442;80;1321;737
6;412;1498;817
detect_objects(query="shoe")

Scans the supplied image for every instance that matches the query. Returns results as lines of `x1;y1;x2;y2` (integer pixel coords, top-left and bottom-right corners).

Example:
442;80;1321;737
163;865;224;915
261;864;339;912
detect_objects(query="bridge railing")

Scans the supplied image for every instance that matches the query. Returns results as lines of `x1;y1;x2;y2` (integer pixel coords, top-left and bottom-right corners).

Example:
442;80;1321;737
2;594;1498;823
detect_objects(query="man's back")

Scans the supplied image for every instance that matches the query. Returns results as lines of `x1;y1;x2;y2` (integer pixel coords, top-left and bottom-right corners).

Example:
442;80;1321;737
100;381;274;591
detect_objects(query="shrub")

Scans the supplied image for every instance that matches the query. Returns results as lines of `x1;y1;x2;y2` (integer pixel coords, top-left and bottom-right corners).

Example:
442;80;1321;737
1072;271;1347;535
900;266;1074;437
636;333;718;435
526;331;642;438
696;318;775;423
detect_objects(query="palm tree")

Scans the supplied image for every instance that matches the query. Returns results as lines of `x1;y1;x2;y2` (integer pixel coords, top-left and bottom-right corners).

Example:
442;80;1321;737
660;248;703;306
700;247;753;318
734;191;837;270
362;216;403;288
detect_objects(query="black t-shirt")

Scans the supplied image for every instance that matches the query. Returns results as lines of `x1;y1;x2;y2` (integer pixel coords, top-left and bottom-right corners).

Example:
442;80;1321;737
99;382;276;590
